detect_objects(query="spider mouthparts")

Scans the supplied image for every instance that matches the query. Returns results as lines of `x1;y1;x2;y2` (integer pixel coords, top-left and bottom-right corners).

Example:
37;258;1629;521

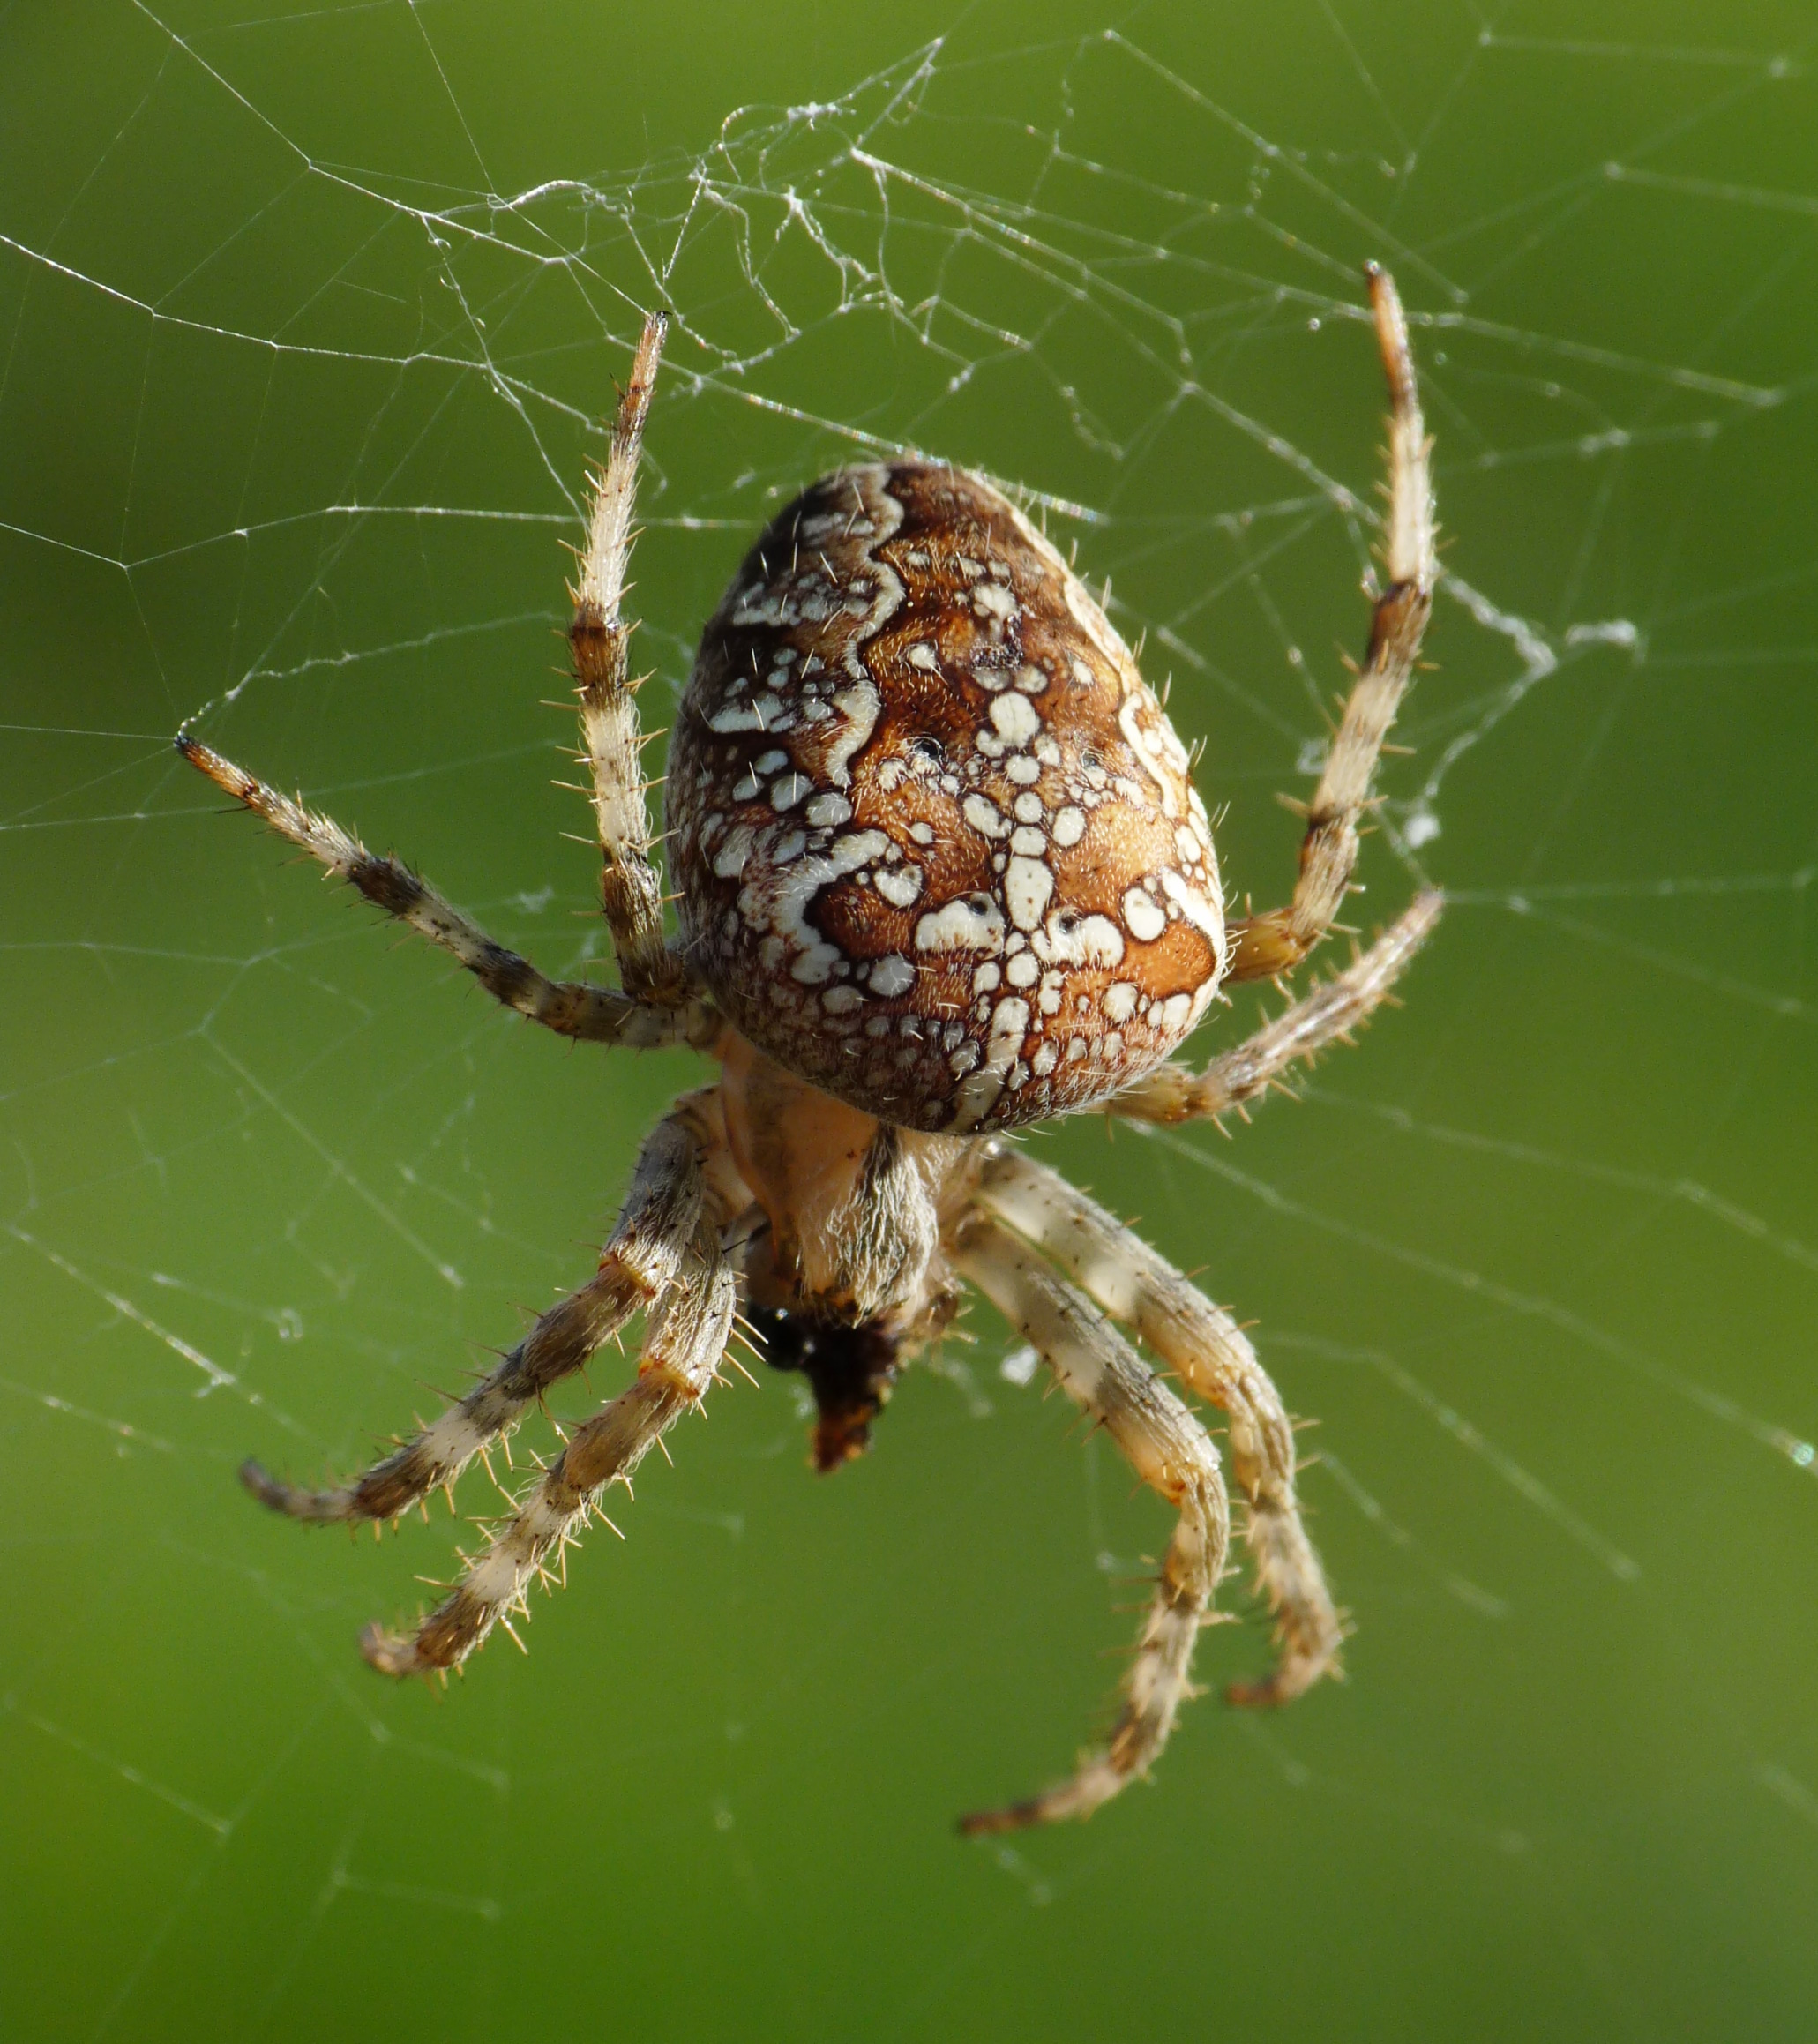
747;1304;901;1472
811;1402;885;1475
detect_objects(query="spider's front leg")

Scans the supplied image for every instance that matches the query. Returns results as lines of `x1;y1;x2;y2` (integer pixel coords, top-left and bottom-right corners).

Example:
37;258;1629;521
951;1213;1231;1833
243;1097;724;1530
971;1148;1341;1706
1223;265;1437;985
363;1212;736;1676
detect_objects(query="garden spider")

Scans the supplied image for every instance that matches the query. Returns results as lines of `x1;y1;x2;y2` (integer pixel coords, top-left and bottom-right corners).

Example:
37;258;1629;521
180;265;1439;1833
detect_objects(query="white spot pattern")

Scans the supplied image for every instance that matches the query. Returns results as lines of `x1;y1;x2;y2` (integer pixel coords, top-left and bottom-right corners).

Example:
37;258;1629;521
670;460;1224;1132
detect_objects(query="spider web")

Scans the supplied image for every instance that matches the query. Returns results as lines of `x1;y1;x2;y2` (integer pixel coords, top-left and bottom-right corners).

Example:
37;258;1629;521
4;4;1816;2037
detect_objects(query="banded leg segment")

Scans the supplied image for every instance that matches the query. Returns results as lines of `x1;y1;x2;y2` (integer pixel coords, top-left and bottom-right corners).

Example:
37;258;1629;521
973;1147;1340;1704
953;1215;1230;1832
1108;891;1440;1127
570;313;689;1008
1223;266;1437;984
363;1220;736;1676
242;1110;710;1525
178;737;706;1048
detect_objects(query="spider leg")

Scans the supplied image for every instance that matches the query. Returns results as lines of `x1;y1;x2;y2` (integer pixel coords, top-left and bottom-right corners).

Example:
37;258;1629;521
1223;265;1437;984
950;1212;1230;1833
972;1147;1340;1708
570;313;691;1008
177;737;711;1049
362;1214;735;1676
243;1100;718;1525
1106;890;1440;1126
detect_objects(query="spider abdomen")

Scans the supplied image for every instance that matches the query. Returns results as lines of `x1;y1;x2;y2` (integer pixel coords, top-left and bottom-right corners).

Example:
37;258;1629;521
669;460;1225;1132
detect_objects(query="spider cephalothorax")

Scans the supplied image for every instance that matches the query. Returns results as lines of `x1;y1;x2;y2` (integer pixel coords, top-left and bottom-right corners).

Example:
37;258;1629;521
182;266;1440;1832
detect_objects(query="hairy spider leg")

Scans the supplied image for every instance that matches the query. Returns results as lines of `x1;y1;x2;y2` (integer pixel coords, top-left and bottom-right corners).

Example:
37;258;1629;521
570;311;691;1008
243;1105;713;1526
952;1214;1231;1833
1223;265;1438;983
971;1148;1341;1705
176;737;707;1048
363;1215;736;1676
1105;890;1440;1126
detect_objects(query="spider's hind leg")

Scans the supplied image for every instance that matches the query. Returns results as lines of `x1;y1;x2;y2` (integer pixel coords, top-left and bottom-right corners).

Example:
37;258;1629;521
569;312;691;1010
1106;891;1440;1127
1223;265;1437;985
178;737;705;1048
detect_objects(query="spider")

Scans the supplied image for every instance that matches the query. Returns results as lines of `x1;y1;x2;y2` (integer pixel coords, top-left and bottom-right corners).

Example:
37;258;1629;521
179;265;1440;1833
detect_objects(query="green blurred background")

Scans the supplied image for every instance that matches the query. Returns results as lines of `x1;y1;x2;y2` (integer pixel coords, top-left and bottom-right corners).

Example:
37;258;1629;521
3;1;1815;2037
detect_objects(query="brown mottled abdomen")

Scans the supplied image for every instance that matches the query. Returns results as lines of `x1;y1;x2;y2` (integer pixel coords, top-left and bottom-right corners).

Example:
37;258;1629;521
668;461;1225;1132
